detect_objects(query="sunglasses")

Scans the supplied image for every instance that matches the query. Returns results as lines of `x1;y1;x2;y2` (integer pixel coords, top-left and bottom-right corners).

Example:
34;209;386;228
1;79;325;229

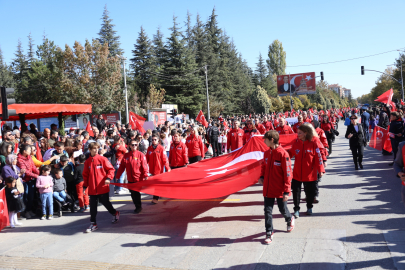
152;139;158;141
131;144;138;146
350;118;356;120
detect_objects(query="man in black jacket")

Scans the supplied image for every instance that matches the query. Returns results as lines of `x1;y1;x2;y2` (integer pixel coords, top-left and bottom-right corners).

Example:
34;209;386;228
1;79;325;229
210;122;221;157
96;115;106;132
378;105;392;155
389;112;404;166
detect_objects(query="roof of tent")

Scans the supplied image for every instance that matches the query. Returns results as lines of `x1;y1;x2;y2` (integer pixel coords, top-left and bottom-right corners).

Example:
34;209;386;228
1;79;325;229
0;104;92;121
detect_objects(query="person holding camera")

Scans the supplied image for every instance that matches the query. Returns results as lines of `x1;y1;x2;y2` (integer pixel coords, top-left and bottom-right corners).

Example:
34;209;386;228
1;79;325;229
345;115;367;170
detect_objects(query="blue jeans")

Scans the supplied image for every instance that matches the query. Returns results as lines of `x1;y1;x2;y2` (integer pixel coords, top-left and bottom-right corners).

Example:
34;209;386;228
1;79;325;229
40;192;53;215
53;190;67;203
23;179;36;212
114;168;125;192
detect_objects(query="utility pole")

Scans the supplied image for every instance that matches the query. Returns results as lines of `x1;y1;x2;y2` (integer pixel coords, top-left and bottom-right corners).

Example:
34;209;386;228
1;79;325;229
204;65;210;120
289;73;293;112
401;58;404;101
118;55;129;124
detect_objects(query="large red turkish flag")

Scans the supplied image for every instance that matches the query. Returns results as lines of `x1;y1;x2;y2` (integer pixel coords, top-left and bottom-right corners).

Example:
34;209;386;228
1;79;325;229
0;188;9;231
369;126;392;152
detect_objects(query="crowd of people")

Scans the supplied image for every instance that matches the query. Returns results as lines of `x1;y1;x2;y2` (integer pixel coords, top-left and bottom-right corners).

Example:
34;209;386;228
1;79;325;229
0;108;349;242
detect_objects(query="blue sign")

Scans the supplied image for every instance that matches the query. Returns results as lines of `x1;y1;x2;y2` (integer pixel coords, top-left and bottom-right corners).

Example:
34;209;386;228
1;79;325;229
39;118;58;132
15;119;39;129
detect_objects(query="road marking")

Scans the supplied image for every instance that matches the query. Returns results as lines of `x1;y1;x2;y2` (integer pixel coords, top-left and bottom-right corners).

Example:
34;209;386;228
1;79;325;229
111;199;241;202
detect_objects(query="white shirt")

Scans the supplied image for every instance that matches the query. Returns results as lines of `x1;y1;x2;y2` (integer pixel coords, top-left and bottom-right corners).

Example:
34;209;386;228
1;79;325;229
283;83;289;91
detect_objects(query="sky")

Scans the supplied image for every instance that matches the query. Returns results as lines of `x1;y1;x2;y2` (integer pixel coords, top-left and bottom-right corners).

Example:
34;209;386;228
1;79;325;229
1;0;404;98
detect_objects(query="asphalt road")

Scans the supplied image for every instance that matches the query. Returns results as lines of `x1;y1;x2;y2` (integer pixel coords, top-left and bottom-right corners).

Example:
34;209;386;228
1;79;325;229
1;123;405;270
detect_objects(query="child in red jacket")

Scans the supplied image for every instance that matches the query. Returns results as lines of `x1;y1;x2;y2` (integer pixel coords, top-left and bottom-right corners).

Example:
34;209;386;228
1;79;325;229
258;131;294;244
83;142;119;233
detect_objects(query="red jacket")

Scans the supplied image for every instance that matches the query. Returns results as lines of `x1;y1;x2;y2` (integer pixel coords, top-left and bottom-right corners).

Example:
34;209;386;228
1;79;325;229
316;127;329;157
227;128;244;150
260;146;292;198
256;123;266;135
243;128;261;145
320;122;333;132
292;122;303;133
146;144;169;175
116;150;148;183
288;138;325;182
276;125;294;135
303;117;312;123
263;121;274;131
185;134;205;158
17;153;40;183
169;141;189;168
83;154;115;195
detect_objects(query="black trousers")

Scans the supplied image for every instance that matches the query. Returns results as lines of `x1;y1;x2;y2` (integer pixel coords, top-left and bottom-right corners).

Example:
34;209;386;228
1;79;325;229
89;192;116;223
325;131;333;154
264;197;292;234
189;156;202;164
351;144;364;165
391;138;402;160
211;137;221;157
130;190;142;210
315;173;321;197
292;179;316;211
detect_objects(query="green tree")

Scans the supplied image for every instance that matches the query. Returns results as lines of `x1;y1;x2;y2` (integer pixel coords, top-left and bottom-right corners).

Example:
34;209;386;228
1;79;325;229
270;96;284;112
152;27;166;68
251;85;272;113
0;47;15;88
130;26;155;105
267;39;286;76
27;32;36;66
97;5;123;57
12;39;29;102
255;53;267;85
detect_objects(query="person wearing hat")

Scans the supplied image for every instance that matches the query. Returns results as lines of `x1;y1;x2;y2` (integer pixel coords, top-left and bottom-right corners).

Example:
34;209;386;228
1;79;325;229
345;115;367;170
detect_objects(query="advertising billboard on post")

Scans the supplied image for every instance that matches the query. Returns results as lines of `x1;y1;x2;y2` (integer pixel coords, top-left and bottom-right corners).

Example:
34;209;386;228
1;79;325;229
91;112;121;126
148;110;167;127
277;72;316;96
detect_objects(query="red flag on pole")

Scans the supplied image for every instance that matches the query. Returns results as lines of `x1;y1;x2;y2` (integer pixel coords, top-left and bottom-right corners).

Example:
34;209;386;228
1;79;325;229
129;111;146;134
401;99;405;106
85;121;94;137
369;126;391;152
196;110;208;128
0;188;10;231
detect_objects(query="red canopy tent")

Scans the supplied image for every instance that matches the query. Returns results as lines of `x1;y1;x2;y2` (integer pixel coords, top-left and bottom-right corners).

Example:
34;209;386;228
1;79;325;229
0;104;92;121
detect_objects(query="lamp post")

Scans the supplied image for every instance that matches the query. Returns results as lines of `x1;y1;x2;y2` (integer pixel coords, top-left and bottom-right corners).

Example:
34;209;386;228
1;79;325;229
117;55;129;124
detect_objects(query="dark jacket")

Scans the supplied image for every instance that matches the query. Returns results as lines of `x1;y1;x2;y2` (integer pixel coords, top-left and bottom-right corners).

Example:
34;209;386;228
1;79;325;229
361;111;370;129
53;176;66;192
74;163;84;184
389;118;404;142
96;119;106;132
345;123;366;149
378;111;389;129
59;162;75;183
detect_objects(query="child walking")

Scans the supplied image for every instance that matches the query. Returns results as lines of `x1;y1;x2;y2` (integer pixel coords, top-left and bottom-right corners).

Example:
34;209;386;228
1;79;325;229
36;165;54;220
5;177;25;228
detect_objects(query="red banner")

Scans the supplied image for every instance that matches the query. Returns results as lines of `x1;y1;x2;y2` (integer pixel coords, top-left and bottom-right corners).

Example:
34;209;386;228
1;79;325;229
113;135;298;199
277;72;316;96
0;188;9;231
369;126;392;152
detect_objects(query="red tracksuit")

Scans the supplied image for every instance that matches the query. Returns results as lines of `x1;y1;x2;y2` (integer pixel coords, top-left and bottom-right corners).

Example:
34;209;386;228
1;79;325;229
263;121;274;131
320;122;333;132
169;141;189;168
292;122;303;133
185;134;205;158
83;154;115;195
260;146;292;198
116;150;149;182
276;125;294;135
227;128;244;151
316;127;329;158
256;123;266;135
243;128;261;145
146;144;169;175
288;138;325;182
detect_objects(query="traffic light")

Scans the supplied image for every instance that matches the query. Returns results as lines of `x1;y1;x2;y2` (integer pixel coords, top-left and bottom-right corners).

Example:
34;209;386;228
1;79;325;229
0;86;16;120
320;72;324;81
173;109;177;116
291;99;294;107
361;66;364;75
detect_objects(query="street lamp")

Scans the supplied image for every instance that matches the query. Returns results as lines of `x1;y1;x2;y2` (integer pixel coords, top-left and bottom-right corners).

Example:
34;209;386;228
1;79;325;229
117;55;129;124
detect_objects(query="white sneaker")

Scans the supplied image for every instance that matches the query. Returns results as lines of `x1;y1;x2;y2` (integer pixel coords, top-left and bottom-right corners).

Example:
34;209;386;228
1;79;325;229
287;216;295;232
85;223;98;233
15;222;23;226
112;211;120;224
48;215;53;220
40;215;46;220
117;190;126;195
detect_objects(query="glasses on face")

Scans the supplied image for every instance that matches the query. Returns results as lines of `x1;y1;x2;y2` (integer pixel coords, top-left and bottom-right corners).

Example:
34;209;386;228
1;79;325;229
350;118;356;120
131;144;138;147
152;139;158;141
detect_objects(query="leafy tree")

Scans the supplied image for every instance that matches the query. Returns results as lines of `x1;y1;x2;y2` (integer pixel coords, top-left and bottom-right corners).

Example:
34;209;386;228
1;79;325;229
97;5;123;57
202;95;225;118
144;84;165;110
251;85;271;113
270;96;284;112
267;39;286;76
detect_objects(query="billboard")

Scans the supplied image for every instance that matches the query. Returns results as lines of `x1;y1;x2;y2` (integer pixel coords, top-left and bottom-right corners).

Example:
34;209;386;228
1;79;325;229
277;72;316;96
91;113;121;126
148;110;167;127
78;115;91;129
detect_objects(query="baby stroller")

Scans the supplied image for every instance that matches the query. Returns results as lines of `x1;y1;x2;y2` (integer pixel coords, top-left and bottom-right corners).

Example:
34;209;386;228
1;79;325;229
53;193;76;217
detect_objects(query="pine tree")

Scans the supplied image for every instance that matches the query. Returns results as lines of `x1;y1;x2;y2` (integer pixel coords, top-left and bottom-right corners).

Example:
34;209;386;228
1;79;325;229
152;27;166;68
192;13;207;67
184;10;193;49
11;39;29;102
97;5;123;57
163;16;204;116
27;32;35;66
0;47;15;88
130;26;155;105
255;53;267;85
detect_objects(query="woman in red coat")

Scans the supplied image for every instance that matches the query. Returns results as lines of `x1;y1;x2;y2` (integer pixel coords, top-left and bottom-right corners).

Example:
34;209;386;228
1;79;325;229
288;124;325;218
185;127;205;164
243;120;261;145
320;115;334;155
